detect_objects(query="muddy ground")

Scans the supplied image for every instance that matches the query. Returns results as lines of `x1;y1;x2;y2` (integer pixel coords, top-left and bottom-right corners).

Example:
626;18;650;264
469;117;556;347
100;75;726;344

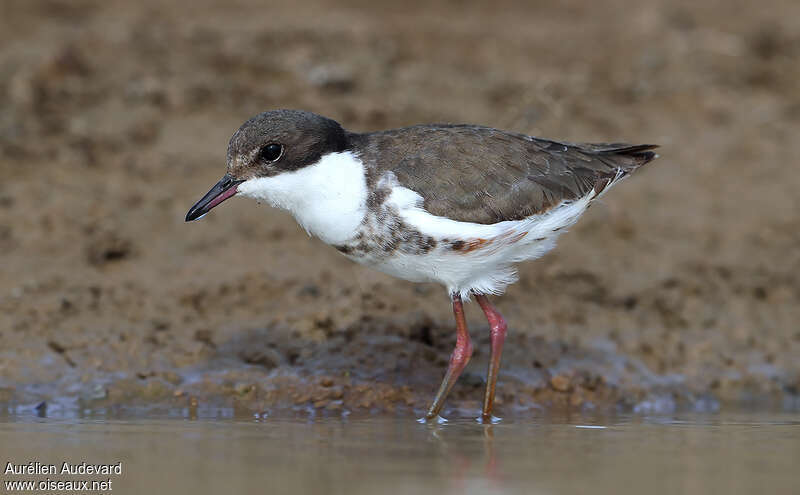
0;0;798;418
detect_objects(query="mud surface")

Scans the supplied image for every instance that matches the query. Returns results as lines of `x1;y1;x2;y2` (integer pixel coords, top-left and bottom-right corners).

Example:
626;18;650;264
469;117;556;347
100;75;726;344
1;0;798;417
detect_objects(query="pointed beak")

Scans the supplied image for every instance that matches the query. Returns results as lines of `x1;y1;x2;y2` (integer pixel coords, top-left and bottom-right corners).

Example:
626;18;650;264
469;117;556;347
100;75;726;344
185;174;245;222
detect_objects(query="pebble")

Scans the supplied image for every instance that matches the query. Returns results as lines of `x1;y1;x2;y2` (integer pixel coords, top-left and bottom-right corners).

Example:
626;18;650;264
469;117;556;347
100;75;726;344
550;374;571;392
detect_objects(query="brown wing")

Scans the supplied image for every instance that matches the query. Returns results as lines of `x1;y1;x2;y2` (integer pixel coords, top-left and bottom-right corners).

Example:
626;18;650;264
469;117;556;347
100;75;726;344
353;125;658;224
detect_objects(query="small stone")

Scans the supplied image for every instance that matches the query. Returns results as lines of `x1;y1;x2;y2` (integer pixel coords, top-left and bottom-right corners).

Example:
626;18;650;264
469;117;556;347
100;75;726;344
86;232;134;266
161;371;182;385
550;374;571;392
234;383;254;395
90;384;108;400
239;347;281;369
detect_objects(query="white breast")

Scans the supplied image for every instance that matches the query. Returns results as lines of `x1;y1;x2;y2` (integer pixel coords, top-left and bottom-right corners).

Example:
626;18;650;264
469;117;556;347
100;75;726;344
236;151;368;245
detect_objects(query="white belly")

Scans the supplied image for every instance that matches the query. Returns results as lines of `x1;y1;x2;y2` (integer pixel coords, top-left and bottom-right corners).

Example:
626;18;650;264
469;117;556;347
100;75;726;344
345;179;598;299
365;234;558;294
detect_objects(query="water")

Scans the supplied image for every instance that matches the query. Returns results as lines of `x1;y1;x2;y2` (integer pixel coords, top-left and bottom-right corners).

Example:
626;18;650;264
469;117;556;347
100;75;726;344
0;412;797;494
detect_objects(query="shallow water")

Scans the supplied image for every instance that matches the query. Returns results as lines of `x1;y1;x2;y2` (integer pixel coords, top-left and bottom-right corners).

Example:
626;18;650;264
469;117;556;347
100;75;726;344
0;412;797;495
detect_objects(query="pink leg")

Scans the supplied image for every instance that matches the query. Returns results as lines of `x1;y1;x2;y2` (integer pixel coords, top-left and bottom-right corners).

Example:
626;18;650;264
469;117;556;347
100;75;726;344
424;293;474;420
475;294;507;422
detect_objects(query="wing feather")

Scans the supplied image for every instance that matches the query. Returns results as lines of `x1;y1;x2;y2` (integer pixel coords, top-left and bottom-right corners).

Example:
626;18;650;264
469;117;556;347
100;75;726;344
353;125;657;224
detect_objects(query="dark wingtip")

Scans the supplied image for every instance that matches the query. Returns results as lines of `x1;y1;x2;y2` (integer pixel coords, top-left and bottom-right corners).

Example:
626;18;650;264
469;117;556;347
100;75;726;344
600;144;660;169
608;143;660;153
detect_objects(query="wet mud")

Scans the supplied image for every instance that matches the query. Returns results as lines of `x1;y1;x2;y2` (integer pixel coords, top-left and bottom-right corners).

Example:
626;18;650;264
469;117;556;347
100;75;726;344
0;0;798;418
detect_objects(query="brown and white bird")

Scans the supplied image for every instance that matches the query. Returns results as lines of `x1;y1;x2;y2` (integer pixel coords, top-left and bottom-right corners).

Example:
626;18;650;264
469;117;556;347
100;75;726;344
186;109;658;422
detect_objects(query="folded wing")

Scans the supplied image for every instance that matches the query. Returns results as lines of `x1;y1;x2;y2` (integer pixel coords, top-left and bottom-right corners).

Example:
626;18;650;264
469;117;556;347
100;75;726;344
357;125;658;224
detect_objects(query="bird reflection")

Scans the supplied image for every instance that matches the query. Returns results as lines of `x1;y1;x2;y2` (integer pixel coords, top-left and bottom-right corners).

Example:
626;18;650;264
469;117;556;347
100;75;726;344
425;419;505;492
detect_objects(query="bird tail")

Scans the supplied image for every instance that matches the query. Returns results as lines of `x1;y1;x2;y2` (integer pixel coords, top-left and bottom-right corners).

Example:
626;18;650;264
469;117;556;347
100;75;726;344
591;144;659;195
596;143;659;172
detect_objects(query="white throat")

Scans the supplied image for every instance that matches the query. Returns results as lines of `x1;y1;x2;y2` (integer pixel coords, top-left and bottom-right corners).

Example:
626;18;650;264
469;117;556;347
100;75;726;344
237;151;367;245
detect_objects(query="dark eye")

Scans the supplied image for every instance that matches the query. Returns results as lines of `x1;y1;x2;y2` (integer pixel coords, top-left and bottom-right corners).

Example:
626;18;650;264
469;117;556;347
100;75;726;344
258;143;283;162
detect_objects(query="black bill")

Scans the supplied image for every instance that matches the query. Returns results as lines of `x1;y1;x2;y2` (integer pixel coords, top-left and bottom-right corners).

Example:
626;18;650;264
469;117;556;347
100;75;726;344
185;174;245;222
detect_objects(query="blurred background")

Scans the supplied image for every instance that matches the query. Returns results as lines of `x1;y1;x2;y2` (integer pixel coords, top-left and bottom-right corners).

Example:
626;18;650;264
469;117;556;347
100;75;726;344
0;0;798;417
